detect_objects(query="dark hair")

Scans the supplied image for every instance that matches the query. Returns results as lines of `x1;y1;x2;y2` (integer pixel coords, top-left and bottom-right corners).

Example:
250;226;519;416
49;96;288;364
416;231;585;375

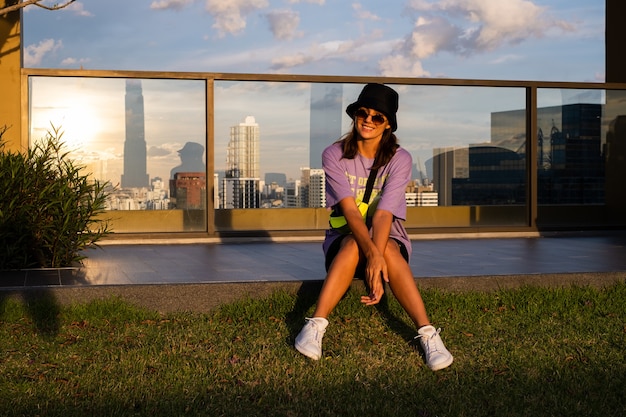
338;122;399;170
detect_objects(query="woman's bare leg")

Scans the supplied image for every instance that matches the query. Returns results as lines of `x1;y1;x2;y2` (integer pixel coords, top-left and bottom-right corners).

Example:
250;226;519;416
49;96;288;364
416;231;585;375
312;236;361;318
384;240;430;328
384;243;454;371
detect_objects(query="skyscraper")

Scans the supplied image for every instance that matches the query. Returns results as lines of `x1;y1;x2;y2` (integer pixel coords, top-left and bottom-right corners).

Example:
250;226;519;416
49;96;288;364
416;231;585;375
432;147;468;206
222;116;261;208
227;116;259;178
309;83;343;169
299;167;325;208
492;103;604;205
121;79;149;188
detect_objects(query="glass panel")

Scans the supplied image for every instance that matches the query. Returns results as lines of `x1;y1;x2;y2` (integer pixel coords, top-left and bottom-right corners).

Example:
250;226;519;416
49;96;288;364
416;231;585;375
29;77;207;232
214;81;527;228
604;90;626;213
536;89;605;205
396;85;527;213
214;81;322;212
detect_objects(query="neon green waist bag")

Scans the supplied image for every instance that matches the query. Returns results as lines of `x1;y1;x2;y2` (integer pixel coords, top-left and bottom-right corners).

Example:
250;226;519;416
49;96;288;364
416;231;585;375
329;200;370;232
328;168;378;234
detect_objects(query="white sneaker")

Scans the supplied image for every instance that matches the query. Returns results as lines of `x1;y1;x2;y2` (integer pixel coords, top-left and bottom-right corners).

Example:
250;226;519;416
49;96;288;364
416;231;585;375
416;325;453;371
295;317;328;360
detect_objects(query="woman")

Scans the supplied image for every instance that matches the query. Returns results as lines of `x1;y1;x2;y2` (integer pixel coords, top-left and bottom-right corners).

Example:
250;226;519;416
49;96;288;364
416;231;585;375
295;83;453;371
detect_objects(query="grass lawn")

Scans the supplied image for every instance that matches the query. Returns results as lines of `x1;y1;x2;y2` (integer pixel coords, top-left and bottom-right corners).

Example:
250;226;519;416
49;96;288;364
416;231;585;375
0;282;624;417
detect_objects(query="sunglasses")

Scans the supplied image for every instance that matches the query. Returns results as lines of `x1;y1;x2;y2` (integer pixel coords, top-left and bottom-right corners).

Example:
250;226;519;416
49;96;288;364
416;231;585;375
354;108;387;126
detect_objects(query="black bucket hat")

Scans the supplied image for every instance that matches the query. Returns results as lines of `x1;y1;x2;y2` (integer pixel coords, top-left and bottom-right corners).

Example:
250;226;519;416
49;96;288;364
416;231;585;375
346;83;399;132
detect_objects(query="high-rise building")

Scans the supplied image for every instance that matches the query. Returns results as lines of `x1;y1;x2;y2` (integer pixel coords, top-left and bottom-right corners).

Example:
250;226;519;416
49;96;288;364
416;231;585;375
227;116;259;178
170;172;206;210
432;147;468;206
299;167;326;208
606;114;626;208
213;173;220;209
405;181;438;207
222;116;261;208
121;79;149;188
284;180;301;208
221;174;260;209
309;84;343;169
492;103;604;205
453;145;526;205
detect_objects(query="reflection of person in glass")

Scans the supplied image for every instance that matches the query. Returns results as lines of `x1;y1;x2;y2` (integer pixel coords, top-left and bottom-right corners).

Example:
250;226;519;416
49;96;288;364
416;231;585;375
170;142;205;179
295;83;453;371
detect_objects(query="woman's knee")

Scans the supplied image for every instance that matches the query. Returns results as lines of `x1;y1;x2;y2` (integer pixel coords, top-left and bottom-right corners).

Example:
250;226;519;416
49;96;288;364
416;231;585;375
384;240;412;275
332;236;362;268
383;239;403;260
338;235;359;254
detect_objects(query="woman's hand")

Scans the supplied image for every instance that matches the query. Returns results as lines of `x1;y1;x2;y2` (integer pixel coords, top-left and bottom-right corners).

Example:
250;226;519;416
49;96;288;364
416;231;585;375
336;199;392;306
360;209;393;306
361;251;388;306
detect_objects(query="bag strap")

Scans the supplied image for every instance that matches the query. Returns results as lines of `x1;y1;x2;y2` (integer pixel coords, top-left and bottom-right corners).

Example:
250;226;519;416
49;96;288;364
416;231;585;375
362;168;378;204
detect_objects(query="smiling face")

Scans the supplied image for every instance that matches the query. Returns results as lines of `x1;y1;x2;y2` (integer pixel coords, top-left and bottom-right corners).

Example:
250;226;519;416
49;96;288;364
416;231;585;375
354;107;391;142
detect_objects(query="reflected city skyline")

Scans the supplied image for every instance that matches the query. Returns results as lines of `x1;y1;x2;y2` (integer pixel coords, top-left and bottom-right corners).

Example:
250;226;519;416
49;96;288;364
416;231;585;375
28;77;609;210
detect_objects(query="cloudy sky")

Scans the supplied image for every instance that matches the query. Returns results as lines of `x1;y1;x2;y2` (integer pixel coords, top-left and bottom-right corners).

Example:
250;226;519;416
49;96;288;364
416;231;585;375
23;1;606;184
24;0;604;82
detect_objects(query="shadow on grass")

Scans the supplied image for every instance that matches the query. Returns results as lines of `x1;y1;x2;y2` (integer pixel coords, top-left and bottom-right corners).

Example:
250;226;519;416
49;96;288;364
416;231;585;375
285;280;324;342
374;284;422;342
0;288;62;340
1;362;624;417
285;280;421;347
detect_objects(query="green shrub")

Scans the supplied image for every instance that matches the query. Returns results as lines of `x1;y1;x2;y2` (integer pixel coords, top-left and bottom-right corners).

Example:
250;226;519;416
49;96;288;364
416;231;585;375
0;124;111;269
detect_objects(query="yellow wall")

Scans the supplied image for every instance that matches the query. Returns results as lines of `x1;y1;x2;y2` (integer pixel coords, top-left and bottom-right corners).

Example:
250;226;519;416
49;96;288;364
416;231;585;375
0;4;22;151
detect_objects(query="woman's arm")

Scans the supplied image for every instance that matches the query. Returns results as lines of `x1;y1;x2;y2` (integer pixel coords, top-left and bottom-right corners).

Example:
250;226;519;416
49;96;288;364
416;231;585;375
337;196;385;267
337;196;392;306
362;209;393;305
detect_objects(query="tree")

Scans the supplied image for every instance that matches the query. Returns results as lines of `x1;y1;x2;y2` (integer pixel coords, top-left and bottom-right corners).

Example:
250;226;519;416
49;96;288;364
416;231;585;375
1;0;75;16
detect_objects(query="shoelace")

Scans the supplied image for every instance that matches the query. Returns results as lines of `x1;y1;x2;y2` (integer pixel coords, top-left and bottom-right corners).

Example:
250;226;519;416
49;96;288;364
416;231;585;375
415;328;443;353
305;319;325;343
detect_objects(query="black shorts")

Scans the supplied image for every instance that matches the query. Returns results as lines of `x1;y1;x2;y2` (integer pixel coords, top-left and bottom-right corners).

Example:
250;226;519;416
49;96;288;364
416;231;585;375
324;235;410;276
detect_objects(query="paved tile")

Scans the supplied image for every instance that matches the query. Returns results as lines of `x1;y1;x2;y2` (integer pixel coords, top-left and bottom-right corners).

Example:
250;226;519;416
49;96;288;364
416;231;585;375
2;234;626;288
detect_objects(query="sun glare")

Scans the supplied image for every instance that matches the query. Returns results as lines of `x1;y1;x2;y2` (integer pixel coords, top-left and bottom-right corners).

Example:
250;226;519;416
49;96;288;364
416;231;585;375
50;101;101;150
31;86;105;153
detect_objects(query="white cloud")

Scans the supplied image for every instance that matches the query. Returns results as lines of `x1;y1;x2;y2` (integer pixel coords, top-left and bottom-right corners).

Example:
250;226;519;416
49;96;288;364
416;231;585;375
266;9;302;40
60;57;91;67
408;16;461;59
147;145;173;157
269;42;346;71
377;0;577;78
23;0;599;83
270;52;314;70
31;0;92;16
24;39;62;67
204;0;269;37
352;2;380;21
150;0;194;10
407;0;574;53
64;1;94;16
378;54;430;78
287;0;325;4
268;30;398;73
489;54;522;65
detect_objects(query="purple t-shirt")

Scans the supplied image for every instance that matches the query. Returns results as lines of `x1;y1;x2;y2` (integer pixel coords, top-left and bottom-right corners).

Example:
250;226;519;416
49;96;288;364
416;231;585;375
322;141;412;258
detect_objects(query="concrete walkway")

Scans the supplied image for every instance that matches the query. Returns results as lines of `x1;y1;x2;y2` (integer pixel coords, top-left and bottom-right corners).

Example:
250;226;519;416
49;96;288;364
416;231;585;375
1;233;625;313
